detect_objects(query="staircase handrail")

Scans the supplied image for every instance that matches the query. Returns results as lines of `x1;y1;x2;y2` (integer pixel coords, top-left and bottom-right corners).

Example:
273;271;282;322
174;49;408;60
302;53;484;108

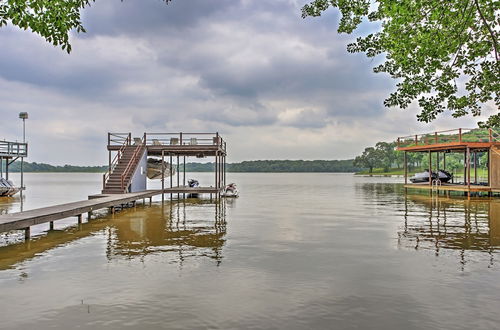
120;138;145;191
103;134;131;190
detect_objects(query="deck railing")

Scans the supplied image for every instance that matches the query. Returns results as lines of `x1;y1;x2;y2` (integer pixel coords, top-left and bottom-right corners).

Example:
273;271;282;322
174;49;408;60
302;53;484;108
0;140;28;157
103;133;132;190
142;132;226;153
397;128;498;148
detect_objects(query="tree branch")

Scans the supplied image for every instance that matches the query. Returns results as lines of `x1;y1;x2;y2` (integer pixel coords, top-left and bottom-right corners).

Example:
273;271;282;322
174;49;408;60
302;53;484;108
474;0;499;61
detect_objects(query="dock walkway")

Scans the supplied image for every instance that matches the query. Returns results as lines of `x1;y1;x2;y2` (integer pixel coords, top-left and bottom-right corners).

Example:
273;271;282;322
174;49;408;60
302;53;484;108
0;187;221;238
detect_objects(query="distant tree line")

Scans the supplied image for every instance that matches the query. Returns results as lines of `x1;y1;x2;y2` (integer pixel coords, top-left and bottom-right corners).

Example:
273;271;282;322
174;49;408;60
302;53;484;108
188;160;360;172
7;160;361;173
7;162;107;173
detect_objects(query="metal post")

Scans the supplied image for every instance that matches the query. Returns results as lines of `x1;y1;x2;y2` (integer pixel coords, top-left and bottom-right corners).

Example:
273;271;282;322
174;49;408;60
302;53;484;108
215;152;218;189
464;151;467;186
467;147;471;192
20;157;24;190
162;150;165;204
170;154;173;200
428;150;432;186
183;155;186;199
474;151;478;184
177;154;180;200
404;152;407;185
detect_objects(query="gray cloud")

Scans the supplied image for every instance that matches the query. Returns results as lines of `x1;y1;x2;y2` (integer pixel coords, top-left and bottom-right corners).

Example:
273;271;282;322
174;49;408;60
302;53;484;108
0;0;487;165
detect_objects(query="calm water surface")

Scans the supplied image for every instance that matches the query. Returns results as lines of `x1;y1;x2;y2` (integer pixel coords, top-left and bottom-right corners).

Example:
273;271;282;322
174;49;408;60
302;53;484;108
0;173;499;329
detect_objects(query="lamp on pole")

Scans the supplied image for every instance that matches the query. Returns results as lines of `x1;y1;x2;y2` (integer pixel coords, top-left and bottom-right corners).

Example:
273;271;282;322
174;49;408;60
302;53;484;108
18;112;28;191
19;112;28;143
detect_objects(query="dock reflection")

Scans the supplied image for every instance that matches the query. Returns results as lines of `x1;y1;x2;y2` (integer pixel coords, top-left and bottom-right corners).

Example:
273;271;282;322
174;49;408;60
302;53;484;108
0;200;227;270
106;200;226;265
399;195;500;257
359;182;500;268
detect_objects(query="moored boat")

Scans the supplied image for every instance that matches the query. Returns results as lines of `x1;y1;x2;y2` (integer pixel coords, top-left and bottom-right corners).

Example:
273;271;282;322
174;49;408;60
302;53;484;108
410;170;452;183
0;178;20;197
146;158;175;180
221;183;239;198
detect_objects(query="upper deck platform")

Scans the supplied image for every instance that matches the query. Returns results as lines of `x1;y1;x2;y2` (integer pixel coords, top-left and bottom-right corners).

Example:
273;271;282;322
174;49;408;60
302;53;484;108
396;128;500;152
0;140;28;158
107;132;227;157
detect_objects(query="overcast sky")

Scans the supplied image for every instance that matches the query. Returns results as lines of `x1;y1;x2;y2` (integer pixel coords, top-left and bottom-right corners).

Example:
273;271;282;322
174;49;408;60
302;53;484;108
0;0;495;165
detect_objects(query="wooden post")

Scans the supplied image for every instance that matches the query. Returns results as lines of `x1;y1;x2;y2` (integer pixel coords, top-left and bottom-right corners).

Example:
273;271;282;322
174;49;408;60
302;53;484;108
49;221;54;230
24;227;30;239
459;128;462;143
88;211;92;220
77;214;82;224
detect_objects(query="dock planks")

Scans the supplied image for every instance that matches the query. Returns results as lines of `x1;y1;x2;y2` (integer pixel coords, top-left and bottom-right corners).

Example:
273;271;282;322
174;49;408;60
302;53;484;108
0;187;222;235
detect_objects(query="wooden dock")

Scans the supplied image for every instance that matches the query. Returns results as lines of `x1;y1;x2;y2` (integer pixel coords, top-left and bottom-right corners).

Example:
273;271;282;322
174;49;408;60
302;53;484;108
0;187;222;238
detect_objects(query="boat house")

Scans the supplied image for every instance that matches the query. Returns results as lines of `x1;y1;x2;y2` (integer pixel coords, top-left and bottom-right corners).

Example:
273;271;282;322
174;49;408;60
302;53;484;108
397;128;500;198
103;132;227;199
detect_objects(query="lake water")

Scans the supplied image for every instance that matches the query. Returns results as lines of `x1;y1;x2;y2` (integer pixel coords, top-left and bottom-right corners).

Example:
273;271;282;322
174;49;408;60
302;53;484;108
0;173;499;329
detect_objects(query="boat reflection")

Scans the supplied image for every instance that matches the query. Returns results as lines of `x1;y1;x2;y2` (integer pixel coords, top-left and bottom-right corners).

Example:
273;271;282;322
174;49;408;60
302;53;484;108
0;200;227;270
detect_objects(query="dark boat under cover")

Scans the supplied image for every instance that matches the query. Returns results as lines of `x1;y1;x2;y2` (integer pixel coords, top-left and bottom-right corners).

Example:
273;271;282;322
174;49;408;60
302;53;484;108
410;170;452;183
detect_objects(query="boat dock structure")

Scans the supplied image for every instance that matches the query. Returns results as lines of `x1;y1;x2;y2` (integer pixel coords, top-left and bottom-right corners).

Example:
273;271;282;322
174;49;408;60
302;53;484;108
1;140;28;196
0;132;228;239
397;128;500;198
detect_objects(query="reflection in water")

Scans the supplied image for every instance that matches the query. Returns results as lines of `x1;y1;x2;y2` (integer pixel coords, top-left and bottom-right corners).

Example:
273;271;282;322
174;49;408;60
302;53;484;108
0;200;226;270
106;200;227;266
359;182;500;268
399;195;500;268
0;194;24;215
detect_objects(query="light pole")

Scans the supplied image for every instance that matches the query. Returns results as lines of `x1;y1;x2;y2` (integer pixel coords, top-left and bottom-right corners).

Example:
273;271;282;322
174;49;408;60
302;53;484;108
19;112;28;143
19;112;28;190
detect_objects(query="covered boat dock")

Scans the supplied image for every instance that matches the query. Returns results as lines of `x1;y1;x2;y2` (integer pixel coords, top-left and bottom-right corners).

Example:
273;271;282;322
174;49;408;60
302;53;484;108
397;128;500;198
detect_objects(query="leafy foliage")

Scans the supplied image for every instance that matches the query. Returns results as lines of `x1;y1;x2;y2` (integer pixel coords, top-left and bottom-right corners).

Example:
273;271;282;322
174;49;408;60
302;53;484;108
302;0;499;125
0;0;171;53
354;147;383;173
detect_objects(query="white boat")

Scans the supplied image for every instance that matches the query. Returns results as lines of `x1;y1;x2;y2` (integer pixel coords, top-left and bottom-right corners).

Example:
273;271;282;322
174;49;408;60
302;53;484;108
0;178;20;197
221;183;239;198
146;158;175;180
